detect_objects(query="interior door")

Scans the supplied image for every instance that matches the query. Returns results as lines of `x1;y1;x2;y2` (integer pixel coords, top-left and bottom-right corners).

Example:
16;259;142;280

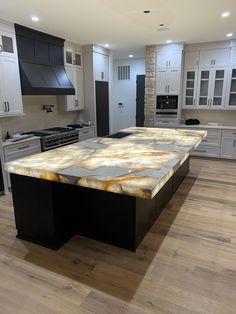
95;81;109;136
136;75;145;127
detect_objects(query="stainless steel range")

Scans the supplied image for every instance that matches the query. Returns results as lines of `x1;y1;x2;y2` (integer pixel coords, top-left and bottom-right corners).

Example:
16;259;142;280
24;127;79;151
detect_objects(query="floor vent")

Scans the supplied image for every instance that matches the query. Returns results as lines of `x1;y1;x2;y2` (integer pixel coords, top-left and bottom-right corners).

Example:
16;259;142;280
118;65;130;80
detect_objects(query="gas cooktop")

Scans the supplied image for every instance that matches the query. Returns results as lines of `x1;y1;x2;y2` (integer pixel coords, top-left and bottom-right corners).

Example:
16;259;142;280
24;127;71;137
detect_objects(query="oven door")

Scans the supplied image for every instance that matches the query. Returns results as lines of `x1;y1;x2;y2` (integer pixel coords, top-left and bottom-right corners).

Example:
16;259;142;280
156;95;178;110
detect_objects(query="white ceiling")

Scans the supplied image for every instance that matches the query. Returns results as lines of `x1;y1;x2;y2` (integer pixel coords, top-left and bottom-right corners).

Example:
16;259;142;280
1;0;236;59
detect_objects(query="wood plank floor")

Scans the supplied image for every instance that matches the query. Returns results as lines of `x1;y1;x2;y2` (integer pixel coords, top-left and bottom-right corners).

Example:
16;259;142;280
0;157;236;314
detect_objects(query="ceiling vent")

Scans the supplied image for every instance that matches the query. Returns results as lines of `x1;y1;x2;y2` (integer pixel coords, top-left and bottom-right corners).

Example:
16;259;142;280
118;65;130;80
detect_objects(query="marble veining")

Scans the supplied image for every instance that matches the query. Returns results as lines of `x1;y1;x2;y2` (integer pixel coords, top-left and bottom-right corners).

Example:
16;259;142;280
4;127;206;199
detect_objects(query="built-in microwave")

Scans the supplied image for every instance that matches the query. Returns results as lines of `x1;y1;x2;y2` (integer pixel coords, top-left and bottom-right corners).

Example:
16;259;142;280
156;95;178;111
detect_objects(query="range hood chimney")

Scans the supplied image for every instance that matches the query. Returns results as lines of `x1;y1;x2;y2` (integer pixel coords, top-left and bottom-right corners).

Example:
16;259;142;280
15;24;75;95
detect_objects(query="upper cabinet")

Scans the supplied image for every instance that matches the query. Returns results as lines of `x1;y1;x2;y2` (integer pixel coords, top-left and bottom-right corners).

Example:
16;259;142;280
184;51;199;69
156;51;182;69
0;22;23;117
0;31;17;58
199;48;230;67
93;51;109;81
65;48;83;68
229;47;236;65
226;67;236;109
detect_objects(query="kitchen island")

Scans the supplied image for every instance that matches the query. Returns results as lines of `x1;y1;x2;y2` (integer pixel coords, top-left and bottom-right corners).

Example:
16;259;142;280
4;127;206;251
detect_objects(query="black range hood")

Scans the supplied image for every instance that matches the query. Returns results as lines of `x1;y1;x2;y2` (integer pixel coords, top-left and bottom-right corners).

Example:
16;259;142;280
15;24;75;95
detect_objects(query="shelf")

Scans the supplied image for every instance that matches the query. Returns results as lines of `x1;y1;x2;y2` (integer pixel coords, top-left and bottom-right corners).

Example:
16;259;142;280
199;96;208;98
230;92;236;94
200;79;209;81
186;88;194;90
185;96;193;98
213;96;222;98
214;78;224;81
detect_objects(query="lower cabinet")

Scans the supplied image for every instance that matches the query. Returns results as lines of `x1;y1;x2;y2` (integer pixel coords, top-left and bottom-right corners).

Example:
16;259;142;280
220;130;236;159
192;129;221;158
3;138;41;188
78;127;96;141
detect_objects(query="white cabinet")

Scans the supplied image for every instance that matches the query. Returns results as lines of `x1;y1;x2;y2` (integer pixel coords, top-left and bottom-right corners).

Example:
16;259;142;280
196;67;227;109
58;66;84;111
0;56;23;116
65;48;82;67
156;51;182;69
226;67;236;109
0;30;17;58
93;52;109;81
229;47;236;65
220;131;236;159
184;51;199;69
78;127;96;141
199;48;230;67
156;69;181;95
182;70;198;108
3;138;41;188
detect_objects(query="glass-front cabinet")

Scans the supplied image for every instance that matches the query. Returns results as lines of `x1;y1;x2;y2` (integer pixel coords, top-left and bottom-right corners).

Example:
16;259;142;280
197;69;211;108
196;68;227;109
226;67;236;109
0;31;17;58
182;70;198;108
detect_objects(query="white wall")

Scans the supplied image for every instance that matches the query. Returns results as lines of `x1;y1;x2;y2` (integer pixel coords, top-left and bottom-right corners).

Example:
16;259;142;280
111;58;145;133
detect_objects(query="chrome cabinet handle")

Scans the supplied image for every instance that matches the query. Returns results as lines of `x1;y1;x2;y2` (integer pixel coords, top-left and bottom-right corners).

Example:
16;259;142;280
168;85;170;93
3;102;7;112
101;72;104;80
233;139;236;147
168;61;170;67
7;102;10;112
18;145;30;150
0;44;3;52
166;61;168;68
214;59;215;65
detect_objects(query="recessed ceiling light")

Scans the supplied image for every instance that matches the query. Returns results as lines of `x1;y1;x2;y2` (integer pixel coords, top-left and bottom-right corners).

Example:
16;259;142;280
129;54;133;58
166;40;172;44
143;9;151;14
104;44;109;48
226;33;233;37
221;11;230;17
31;16;39;22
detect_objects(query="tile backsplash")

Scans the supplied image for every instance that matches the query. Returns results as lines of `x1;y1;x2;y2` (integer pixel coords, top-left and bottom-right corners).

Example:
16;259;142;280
0;96;82;139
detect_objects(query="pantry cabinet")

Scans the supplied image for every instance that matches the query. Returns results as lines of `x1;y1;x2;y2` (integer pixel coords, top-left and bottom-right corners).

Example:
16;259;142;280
0;56;23;116
93;51;109;81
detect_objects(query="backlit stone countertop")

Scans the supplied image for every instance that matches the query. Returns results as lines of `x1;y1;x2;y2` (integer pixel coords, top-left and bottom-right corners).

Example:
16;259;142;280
4;127;206;199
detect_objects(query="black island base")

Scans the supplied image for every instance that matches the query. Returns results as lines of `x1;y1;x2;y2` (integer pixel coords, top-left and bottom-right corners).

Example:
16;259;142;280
10;157;189;251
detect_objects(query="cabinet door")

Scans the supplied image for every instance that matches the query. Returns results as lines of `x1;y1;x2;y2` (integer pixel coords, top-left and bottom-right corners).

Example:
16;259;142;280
214;48;230;67
226;67;236;109
196;68;211;108
0;31;17;58
65;49;73;66
65;66;77;110
210;68;227;108
73;52;82;67
156;70;168;94
156;53;169;69
168;69;180;94
169;52;182;68
199;50;214;67
229;47;236;65
182;70;198;108
75;68;84;110
220;136;236;159
93;52;108;81
0;56;23;115
184;51;199;69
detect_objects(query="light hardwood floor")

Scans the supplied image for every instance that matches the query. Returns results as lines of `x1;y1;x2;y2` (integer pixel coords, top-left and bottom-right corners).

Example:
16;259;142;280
0;157;236;314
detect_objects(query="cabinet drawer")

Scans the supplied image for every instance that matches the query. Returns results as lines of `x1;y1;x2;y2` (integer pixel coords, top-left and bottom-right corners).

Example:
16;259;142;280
192;146;220;158
200;135;221;147
79;128;95;140
222;130;236;137
4;139;41;162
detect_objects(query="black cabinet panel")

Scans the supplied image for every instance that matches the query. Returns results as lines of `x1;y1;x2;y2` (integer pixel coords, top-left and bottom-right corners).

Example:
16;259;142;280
35;40;50;64
50;45;63;65
16;36;35;61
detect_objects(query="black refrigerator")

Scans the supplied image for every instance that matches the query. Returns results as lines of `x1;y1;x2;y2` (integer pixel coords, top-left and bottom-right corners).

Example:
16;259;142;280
95;81;109;137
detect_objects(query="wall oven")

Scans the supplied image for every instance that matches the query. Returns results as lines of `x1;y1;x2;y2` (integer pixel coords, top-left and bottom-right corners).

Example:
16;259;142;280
155;95;179;126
